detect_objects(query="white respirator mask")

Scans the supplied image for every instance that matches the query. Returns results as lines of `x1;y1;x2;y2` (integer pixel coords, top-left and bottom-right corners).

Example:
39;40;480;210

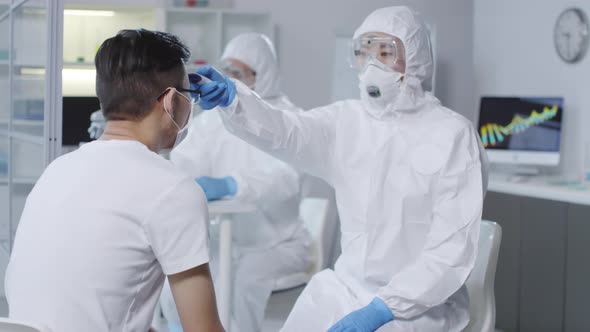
358;59;404;113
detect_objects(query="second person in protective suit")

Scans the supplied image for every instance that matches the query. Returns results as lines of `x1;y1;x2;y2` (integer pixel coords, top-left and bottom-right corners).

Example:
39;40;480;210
159;33;312;332
193;6;488;332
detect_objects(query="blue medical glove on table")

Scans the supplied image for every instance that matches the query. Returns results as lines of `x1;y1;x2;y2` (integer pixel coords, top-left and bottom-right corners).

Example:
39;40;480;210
196;176;237;201
195;66;236;110
328;297;394;332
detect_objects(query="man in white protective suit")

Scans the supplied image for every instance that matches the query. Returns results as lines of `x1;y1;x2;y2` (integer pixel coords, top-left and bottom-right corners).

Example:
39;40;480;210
192;6;489;332
160;33;312;332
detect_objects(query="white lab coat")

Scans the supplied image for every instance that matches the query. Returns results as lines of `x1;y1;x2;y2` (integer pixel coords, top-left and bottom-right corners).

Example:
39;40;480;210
213;7;488;331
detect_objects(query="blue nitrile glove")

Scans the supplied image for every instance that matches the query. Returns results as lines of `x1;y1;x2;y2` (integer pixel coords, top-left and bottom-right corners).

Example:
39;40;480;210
328;297;394;332
195;66;236;110
196;176;237;201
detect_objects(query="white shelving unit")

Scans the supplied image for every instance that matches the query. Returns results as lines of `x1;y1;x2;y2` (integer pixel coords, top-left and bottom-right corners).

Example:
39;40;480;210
1;119;43;126
0;177;38;185
0;0;64;269
159;7;273;68
63;7;156;65
57;6;158;96
62;61;95;68
52;5;273;96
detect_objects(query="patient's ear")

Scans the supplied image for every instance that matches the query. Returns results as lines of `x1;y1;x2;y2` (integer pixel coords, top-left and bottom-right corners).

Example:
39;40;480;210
164;90;174;115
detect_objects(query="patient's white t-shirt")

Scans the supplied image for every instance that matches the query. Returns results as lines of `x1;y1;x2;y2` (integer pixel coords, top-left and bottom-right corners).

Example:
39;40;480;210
5;140;210;332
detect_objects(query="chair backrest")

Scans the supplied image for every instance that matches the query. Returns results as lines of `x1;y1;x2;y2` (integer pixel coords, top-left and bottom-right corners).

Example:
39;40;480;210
0;318;50;332
0;246;10;298
464;220;502;332
299;198;330;276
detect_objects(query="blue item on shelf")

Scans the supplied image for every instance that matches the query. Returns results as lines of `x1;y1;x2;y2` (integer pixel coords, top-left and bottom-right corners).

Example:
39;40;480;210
0;152;7;176
13;100;44;120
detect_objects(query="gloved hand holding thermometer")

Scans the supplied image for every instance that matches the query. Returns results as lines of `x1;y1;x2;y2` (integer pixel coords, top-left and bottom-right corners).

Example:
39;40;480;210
192;66;237;110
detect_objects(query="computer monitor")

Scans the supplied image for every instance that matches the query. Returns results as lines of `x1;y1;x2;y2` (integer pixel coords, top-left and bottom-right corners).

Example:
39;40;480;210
477;97;563;166
62;96;101;146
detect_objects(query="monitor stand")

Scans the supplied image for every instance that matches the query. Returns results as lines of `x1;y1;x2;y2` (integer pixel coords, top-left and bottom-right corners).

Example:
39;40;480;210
510;166;540;176
490;164;541;183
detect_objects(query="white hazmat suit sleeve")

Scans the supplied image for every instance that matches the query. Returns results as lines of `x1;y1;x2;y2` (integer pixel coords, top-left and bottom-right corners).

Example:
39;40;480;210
377;124;484;320
220;80;338;184
169;126;213;177
231;160;300;204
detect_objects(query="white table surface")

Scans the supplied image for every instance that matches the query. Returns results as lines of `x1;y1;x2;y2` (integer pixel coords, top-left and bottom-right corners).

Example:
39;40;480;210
208;199;257;215
488;174;590;206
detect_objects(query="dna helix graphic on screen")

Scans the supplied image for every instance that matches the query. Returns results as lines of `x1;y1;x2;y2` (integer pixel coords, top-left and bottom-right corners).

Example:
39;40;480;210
479;105;559;148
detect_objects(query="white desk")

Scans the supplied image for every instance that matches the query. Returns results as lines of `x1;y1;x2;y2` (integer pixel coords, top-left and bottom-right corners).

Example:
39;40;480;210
208;200;256;331
488;174;590;206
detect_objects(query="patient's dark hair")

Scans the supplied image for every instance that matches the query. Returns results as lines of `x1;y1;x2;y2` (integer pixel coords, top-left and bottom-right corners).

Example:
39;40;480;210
95;29;190;121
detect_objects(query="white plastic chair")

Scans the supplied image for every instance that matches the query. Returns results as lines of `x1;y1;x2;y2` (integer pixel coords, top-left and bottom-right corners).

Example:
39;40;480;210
272;198;330;291
0;318;50;332
0;246;10;299
464;220;502;332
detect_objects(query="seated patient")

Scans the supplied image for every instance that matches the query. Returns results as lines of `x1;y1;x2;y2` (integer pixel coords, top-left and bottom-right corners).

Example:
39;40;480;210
5;29;223;332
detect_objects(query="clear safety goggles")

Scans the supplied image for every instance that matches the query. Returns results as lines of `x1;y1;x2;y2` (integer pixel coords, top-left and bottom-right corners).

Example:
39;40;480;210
220;60;256;88
349;36;400;71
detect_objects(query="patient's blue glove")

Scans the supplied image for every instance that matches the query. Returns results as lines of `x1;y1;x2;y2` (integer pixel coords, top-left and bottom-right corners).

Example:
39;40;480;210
196;66;236;110
328;297;394;332
196;176;237;201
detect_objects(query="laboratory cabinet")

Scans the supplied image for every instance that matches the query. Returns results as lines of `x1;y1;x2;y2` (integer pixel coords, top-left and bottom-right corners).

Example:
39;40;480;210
483;192;590;332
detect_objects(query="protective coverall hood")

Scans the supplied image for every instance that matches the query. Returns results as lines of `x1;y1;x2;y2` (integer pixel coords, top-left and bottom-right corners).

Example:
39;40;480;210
354;6;435;117
221;33;281;99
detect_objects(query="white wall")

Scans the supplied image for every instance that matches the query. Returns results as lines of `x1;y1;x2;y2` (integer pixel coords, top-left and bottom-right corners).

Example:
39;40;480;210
231;0;476;119
474;0;590;175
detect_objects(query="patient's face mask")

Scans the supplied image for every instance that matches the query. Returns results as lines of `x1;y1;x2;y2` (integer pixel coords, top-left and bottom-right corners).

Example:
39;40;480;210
161;88;194;149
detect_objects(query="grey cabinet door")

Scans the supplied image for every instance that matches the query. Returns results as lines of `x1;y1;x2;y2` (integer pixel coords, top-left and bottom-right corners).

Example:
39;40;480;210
483;192;522;332
519;197;567;332
565;204;590;332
